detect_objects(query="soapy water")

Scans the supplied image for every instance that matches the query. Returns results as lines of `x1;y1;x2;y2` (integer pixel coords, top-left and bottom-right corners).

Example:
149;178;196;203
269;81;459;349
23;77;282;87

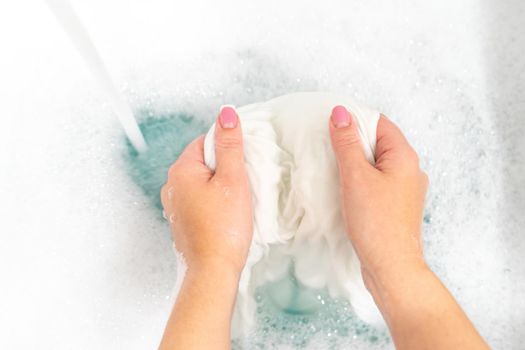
242;275;390;349
118;41;520;347
124;113;390;348
3;1;524;348
93;35;521;346
44;8;388;342
124;112;208;211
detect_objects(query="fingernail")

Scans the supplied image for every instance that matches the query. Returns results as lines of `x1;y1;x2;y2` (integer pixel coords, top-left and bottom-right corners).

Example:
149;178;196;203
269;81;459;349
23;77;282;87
219;105;238;129
331;105;351;128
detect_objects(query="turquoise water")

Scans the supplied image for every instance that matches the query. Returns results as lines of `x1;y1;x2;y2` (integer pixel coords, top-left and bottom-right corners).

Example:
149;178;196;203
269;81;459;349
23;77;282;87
238;275;390;349
124;112;389;348
124;110;210;211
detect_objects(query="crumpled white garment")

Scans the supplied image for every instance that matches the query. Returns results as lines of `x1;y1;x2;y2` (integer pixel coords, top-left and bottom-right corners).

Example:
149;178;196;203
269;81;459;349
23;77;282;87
203;92;384;334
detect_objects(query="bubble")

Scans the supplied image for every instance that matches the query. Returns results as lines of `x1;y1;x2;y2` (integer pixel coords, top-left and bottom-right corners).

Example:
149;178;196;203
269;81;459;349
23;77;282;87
234;271;390;349
123;111;210;212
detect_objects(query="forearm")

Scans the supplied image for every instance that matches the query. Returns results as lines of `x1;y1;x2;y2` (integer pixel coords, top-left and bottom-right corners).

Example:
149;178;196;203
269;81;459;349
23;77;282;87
159;262;240;350
364;262;489;350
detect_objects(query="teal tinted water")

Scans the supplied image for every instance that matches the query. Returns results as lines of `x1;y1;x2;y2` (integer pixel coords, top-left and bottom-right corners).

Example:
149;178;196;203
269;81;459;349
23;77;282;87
237;274;390;349
124;110;210;211
124;111;389;348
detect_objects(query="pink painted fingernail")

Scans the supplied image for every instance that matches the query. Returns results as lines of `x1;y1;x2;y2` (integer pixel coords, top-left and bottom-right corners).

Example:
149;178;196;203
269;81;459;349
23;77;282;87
331;105;351;128
219;105;238;129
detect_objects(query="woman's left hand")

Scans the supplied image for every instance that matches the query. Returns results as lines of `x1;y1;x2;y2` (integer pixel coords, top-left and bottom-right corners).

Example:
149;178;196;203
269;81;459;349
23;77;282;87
161;106;253;275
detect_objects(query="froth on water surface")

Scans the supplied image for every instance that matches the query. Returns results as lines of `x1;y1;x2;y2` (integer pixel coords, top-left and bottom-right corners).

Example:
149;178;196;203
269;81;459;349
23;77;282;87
235;272;390;349
123;110;391;349
124;110;210;210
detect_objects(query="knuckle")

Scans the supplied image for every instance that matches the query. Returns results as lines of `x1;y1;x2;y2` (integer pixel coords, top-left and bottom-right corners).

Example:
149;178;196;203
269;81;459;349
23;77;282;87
420;170;429;186
216;136;242;150
341;171;362;188
160;185;169;205
167;161;186;179
333;132;361;151
340;163;368;187
167;163;179;177
398;148;420;173
405;148;420;165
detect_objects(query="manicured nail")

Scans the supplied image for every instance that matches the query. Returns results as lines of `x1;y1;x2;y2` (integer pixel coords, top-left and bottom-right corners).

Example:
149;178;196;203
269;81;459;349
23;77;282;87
331;105;351;128
219;105;238;129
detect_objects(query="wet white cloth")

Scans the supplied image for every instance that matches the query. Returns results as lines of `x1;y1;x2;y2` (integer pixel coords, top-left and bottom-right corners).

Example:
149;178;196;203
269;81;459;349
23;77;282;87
203;92;384;334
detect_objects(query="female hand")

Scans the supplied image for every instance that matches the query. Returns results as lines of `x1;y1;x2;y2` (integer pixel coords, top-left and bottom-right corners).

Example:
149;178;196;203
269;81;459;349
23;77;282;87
160;106;253;275
329;106;488;350
159;107;253;350
329;106;428;284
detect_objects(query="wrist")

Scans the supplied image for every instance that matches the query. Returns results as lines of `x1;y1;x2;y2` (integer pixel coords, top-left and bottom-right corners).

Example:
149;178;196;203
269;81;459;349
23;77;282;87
363;255;429;290
361;257;430;306
166;256;242;349
362;258;435;322
185;257;243;285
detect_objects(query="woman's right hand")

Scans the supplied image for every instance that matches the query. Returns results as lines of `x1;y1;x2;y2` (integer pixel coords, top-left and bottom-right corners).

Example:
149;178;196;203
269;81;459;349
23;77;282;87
329;106;429;285
329;106;489;350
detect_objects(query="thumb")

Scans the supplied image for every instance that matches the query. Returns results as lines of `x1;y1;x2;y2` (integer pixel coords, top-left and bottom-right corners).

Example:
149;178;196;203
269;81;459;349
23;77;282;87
329;105;371;176
213;106;245;180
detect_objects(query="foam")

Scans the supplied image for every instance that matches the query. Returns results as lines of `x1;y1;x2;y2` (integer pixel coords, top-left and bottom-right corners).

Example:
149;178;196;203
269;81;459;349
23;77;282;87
1;0;524;349
202;92;382;334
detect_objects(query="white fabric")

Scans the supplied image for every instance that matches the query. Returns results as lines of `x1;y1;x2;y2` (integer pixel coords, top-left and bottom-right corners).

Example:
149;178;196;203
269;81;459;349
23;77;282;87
203;92;384;334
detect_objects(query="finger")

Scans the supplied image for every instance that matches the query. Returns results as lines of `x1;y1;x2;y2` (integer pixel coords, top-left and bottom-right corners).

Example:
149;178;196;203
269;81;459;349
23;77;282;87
162;136;210;213
329;105;373;177
176;135;206;164
169;135;212;179
160;183;172;214
213;106;246;181
375;115;420;172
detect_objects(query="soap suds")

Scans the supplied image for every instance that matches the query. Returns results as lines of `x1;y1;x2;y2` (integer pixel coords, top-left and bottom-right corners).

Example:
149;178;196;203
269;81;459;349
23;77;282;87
1;0;524;349
203;92;382;335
